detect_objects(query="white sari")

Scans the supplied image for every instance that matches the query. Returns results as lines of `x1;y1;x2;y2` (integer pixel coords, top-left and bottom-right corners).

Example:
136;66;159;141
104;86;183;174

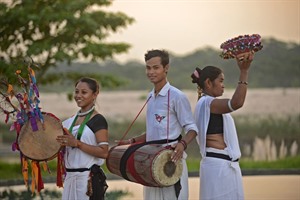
194;95;244;200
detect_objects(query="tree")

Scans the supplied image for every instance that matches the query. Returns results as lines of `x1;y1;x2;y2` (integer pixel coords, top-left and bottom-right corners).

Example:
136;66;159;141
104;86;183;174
0;0;134;87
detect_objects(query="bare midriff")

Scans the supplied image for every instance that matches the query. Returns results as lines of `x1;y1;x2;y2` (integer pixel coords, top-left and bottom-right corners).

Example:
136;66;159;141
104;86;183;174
206;133;227;149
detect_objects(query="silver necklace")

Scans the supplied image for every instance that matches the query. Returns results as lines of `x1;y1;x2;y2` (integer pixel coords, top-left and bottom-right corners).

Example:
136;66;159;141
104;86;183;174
77;105;95;117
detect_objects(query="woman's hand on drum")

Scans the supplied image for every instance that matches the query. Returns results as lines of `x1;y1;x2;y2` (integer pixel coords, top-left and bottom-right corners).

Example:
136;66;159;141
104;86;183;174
56;134;78;148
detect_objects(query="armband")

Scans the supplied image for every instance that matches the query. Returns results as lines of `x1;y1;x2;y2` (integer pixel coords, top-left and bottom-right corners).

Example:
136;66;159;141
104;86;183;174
228;99;235;112
97;142;109;146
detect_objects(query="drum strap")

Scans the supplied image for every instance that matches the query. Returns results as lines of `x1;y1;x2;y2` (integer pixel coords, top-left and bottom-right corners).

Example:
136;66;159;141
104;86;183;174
118;95;152;144
119;135;182;182
68;109;94;140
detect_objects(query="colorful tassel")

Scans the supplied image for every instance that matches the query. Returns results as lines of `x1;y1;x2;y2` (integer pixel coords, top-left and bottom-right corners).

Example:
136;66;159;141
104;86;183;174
56;150;65;188
21;156;28;186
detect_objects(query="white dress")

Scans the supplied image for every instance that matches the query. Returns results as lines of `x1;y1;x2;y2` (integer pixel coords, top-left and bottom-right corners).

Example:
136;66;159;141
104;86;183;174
194;95;244;200
62;114;107;200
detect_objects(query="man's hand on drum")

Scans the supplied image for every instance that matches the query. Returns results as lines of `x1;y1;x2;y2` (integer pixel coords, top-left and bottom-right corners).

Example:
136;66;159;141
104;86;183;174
171;143;184;163
114;139;131;145
56;129;78;147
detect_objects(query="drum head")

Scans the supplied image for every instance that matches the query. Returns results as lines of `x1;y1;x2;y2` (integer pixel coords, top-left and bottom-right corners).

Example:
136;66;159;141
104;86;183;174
18;113;63;161
152;149;183;187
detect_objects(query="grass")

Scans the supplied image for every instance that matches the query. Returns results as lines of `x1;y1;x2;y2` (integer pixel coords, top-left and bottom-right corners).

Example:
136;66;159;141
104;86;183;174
1;115;299;188
0;188;130;200
1;155;299;181
1;155;299;199
239;156;300;169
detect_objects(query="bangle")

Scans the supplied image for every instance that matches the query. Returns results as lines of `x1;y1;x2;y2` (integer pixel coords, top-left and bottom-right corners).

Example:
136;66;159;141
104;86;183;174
238;81;248;85
179;140;187;150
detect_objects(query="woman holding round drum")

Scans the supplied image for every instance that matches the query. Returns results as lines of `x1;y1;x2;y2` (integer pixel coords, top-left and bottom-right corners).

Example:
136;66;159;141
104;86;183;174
56;77;109;200
191;34;261;200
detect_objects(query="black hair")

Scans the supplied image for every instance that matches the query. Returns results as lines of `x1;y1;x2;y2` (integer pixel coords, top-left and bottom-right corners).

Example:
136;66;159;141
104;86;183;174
191;66;222;99
144;49;169;67
75;77;100;94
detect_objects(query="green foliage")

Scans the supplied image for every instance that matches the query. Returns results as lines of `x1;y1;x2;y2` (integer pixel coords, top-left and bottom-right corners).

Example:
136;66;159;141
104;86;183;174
0;0;134;87
1;115;299;156
0;161;22;179
107;119;146;143
106;190;131;200
0;188;130;200
1;155;299;181
0;188;61;200
235;115;300;152
0;115;299;184
239;156;300;169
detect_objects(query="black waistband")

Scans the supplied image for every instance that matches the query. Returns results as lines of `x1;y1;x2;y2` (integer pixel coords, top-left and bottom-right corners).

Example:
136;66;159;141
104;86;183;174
66;168;90;172
206;152;239;162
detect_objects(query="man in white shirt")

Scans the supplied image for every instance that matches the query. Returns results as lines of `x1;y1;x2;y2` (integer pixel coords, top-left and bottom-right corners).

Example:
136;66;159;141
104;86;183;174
128;49;198;200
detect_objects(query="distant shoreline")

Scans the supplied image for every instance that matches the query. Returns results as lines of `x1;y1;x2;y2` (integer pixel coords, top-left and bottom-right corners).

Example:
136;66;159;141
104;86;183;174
1;88;299;122
36;88;300;120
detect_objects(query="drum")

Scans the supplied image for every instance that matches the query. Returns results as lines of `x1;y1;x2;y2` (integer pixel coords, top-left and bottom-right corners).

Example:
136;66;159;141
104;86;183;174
106;143;183;187
18;112;64;161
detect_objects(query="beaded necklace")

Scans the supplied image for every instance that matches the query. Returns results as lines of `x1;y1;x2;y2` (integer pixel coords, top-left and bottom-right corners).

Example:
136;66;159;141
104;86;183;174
68;108;94;140
77;105;95;117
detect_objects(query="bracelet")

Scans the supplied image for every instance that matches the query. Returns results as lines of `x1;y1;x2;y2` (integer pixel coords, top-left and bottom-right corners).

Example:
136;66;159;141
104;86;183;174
179;140;187;150
238;81;248;85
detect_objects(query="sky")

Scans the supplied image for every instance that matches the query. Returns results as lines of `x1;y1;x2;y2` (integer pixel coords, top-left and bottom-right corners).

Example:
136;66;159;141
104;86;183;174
105;0;300;63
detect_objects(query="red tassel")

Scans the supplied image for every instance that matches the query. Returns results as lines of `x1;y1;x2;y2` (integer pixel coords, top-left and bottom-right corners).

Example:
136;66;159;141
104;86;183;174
5;112;9;123
37;163;44;192
15;121;21;134
21;156;28;186
56;150;65;187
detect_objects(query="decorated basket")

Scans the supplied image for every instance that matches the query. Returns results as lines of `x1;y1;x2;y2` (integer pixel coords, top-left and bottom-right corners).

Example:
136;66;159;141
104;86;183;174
220;34;263;59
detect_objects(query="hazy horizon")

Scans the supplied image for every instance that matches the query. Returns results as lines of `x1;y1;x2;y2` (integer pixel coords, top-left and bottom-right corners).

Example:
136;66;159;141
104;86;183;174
104;0;299;63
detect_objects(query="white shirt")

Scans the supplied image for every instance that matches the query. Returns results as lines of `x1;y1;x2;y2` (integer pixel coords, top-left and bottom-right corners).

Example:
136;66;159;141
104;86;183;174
146;82;198;142
62;115;104;169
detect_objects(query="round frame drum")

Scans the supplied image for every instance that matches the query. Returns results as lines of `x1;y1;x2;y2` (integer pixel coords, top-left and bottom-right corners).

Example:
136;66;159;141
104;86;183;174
106;143;183;187
18;112;64;161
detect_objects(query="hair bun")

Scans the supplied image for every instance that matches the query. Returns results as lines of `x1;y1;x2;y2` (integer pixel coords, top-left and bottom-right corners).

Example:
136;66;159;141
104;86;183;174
191;67;201;83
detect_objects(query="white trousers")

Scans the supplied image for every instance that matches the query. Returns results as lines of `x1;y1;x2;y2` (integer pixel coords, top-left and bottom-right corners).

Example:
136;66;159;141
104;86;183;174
143;158;189;200
200;148;244;200
62;171;90;200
